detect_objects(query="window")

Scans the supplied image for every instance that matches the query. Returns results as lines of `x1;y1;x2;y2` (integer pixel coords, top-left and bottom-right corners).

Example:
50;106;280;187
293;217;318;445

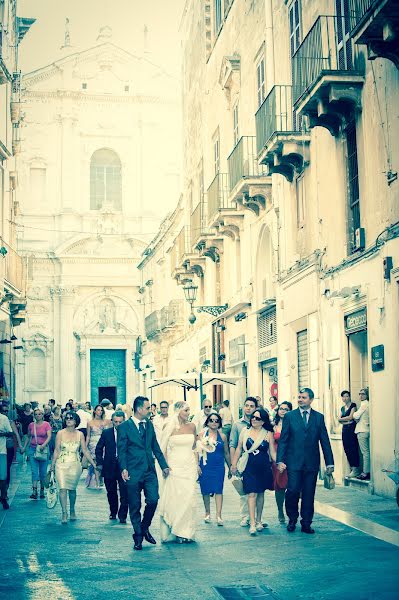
346;120;360;251
256;56;265;107
258;308;277;348
297;329;309;389
90;148;122;210
124;85;130;92
214;0;223;34
30;167;46;208
82;82;87;90
29;348;46;389
289;0;302;56
233;101;239;146
296;173;306;228
213;131;220;175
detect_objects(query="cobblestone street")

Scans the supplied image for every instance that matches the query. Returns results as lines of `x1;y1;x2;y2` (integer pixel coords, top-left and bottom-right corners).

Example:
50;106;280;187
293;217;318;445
1;462;398;600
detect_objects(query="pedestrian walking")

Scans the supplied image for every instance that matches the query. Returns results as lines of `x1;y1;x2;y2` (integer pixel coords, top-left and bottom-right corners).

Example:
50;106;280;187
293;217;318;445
229;397;258;527
95;410;128;524
17;403;34;456
231;408;275;535
353;388;370;481
22;407;52;500
152;401;170;443
49;406;63;456
51;410;98;524
272;401;292;523
85;404;111;488
76;403;91;439
197;412;231;526
277;387;334;534
219;400;233;441
338;390;360;477
118;396;169;551
0;407;13;509
0;401;22;501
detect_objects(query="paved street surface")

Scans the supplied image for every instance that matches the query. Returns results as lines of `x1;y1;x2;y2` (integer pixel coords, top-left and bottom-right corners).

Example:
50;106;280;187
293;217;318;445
1;461;399;600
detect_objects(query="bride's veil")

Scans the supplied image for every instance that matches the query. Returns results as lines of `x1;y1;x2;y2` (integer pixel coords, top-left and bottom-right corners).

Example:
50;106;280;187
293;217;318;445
160;401;188;454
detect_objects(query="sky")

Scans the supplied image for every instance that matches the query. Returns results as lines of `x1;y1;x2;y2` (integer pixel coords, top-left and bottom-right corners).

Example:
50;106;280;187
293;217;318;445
18;0;186;78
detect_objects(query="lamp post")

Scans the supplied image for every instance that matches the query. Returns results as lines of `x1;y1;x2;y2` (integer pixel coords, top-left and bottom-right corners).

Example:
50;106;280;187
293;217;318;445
183;281;228;325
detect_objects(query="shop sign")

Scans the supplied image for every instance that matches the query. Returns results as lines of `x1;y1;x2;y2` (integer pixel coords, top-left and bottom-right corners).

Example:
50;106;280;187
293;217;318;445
371;345;384;372
344;308;367;334
229;334;245;366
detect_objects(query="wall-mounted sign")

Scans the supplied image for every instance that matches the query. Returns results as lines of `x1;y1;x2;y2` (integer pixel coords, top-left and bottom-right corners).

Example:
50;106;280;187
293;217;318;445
371;344;384;372
229;334;245;366
344;308;367;334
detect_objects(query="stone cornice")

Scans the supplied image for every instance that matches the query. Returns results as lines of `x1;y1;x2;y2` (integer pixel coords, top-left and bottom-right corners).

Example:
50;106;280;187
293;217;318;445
23;90;175;105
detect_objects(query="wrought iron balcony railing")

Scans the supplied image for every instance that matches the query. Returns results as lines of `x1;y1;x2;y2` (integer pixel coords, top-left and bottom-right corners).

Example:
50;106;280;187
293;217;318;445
349;0;380;27
207;173;232;224
255;85;301;154
292;15;359;107
190;199;211;248
228;136;267;191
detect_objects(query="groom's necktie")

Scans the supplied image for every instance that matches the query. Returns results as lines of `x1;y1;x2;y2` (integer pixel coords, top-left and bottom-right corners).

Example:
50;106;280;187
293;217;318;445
139;422;146;439
302;410;309;427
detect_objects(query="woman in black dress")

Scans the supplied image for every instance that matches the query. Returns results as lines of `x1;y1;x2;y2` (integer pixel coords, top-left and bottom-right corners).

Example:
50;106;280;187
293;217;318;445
231;408;276;536
338;390;360;477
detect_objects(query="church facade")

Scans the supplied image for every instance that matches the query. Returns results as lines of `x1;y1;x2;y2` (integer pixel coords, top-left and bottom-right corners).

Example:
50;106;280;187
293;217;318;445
15;31;180;406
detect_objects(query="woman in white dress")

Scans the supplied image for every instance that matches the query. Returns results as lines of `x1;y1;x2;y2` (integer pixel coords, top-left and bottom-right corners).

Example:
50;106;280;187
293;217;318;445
159;401;199;543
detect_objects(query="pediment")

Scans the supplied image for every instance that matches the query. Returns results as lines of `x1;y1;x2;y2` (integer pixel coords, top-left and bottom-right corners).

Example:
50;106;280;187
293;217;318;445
56;235;146;259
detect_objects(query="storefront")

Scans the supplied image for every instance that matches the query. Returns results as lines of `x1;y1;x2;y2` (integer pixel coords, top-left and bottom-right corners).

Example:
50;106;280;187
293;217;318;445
344;307;368;396
257;307;278;404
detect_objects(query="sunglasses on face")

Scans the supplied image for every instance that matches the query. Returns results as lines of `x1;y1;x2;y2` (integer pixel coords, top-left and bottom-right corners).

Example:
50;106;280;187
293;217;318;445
208;419;219;423
65;417;75;420
279;407;289;411
251;416;263;421
204;406;212;409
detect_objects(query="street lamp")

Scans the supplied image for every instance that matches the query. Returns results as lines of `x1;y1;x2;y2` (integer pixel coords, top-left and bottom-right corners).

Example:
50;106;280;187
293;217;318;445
183;281;228;324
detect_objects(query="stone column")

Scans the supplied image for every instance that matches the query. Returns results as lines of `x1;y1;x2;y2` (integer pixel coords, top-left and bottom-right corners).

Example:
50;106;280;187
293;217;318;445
58;287;76;402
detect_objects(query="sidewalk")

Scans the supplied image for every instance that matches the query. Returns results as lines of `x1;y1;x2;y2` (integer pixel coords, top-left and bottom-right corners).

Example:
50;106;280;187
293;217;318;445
1;460;399;600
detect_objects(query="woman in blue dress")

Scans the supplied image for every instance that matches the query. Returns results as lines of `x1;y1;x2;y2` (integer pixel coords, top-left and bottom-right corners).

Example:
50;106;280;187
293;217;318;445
231;407;276;536
197;413;231;526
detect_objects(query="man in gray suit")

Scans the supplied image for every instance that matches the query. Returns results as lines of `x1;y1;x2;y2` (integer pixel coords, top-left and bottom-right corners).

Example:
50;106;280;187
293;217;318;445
118;396;170;550
277;387;334;534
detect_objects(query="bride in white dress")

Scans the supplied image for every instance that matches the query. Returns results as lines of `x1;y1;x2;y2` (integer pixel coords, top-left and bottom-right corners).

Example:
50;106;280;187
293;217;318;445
159;401;199;543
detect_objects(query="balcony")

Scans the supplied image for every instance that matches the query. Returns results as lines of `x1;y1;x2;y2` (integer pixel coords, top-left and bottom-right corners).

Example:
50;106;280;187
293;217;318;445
190;199;213;250
145;310;161;339
160;299;184;330
207;173;233;224
170;227;196;284
1;238;24;294
292;15;364;136
227;136;271;214
256;85;310;182
349;0;399;68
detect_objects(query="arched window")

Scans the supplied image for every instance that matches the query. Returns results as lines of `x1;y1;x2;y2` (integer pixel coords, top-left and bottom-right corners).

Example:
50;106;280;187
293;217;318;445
90;149;122;210
28;348;46;389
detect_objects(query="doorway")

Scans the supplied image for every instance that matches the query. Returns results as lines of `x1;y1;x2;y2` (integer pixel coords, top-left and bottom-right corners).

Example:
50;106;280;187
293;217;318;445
98;386;116;406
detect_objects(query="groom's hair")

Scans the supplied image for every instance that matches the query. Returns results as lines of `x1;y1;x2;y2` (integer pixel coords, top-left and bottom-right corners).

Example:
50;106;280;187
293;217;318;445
133;396;149;412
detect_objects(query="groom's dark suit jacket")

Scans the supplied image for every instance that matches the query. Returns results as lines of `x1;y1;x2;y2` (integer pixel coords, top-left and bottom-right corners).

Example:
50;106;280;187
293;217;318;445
276;408;334;471
117;418;168;480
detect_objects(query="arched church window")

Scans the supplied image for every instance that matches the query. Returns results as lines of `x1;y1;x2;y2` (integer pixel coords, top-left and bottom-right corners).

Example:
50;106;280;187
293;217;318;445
28;348;46;389
90;148;122;210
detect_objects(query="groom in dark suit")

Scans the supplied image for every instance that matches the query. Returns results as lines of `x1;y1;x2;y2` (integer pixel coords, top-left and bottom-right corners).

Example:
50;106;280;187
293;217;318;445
95;410;128;523
117;396;169;550
277;387;334;534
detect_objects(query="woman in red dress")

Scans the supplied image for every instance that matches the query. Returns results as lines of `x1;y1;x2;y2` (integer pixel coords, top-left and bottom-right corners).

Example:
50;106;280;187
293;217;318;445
272;402;292;523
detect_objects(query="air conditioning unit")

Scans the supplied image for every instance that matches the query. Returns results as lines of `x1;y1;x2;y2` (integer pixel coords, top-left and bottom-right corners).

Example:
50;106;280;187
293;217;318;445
354;227;365;251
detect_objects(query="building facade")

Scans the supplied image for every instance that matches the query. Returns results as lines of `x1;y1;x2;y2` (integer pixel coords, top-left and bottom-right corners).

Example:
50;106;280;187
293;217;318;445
15;30;181;407
139;0;399;499
0;1;34;401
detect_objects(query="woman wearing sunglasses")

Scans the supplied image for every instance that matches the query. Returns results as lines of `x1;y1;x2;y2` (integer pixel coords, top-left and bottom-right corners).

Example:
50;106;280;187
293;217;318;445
51;410;99;524
197;413;231;526
231;407;276;535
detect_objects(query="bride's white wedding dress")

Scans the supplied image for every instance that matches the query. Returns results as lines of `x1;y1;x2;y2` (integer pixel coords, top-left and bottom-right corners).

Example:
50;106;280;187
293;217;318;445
159;433;197;542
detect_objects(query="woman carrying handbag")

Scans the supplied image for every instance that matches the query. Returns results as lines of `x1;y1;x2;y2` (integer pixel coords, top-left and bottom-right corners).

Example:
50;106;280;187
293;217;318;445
21;407;52;499
231;407;276;536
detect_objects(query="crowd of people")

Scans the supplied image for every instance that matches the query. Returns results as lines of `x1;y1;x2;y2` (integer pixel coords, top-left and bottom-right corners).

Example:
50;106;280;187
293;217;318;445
0;386;370;548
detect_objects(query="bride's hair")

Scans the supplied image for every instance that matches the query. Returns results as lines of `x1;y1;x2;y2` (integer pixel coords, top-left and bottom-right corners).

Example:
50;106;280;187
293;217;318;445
160;401;189;453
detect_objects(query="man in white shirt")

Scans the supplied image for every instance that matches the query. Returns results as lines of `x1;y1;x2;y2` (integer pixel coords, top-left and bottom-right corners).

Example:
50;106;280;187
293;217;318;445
76;403;91;438
192;399;216;433
152;401;170;443
101;399;114;420
0;410;13;509
219;399;233;440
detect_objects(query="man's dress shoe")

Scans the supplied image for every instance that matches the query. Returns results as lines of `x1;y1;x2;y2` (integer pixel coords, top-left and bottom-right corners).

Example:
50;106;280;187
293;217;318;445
143;530;157;544
133;534;143;550
287;521;296;532
119;519;127;524
301;525;315;534
109;514;117;520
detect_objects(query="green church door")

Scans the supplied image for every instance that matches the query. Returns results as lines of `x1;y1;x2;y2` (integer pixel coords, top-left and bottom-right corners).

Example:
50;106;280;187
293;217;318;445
90;349;126;406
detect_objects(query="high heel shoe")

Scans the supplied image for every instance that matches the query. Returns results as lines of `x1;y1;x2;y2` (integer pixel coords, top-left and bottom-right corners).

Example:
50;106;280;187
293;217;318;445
70;512;77;521
61;512;68;525
216;517;224;526
204;514;211;523
255;521;264;532
249;525;257;535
